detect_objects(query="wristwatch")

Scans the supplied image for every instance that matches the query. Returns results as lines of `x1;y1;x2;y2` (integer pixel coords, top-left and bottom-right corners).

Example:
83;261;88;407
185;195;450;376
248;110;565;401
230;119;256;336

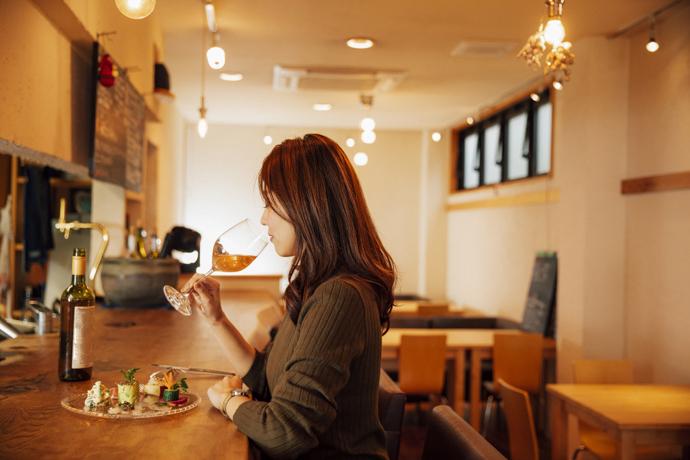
221;389;251;419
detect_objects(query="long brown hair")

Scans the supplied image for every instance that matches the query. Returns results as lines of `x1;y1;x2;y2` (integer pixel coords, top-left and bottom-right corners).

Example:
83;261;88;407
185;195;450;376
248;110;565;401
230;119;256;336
259;134;396;332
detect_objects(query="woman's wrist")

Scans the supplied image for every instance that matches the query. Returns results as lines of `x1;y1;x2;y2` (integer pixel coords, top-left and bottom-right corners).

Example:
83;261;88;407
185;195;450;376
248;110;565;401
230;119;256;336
224;395;251;420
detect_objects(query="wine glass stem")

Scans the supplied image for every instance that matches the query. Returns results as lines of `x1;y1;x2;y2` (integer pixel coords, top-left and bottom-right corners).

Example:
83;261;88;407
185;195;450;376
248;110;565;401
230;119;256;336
181;268;215;294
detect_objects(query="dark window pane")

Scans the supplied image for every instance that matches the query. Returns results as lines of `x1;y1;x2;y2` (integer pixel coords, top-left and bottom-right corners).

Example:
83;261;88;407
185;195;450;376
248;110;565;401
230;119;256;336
483;123;501;185
507;111;529;180
463;133;480;189
536;102;552;175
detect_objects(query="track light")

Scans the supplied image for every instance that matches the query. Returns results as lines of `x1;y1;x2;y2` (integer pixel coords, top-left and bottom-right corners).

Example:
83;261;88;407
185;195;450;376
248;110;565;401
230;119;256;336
646;16;660;53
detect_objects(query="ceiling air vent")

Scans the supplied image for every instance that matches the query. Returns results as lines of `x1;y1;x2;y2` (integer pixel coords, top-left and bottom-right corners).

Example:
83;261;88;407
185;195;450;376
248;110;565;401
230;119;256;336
273;65;406;92
451;40;519;57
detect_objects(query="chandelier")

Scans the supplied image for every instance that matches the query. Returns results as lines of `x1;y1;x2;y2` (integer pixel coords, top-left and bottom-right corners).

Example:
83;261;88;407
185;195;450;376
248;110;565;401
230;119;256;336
518;0;575;88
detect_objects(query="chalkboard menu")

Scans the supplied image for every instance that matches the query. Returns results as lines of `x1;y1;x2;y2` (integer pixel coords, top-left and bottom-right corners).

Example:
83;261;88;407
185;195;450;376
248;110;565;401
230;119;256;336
91;43;144;192
521;253;558;337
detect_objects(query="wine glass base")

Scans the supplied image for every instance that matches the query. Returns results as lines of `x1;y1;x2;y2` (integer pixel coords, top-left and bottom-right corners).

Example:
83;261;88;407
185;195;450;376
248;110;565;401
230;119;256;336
163;285;191;316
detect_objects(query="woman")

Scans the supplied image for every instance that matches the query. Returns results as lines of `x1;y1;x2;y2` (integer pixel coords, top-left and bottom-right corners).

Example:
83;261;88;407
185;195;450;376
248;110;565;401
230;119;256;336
186;134;396;459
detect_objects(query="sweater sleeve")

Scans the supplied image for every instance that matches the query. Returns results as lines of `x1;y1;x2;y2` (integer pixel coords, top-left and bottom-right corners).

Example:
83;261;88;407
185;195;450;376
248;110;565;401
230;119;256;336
232;280;366;459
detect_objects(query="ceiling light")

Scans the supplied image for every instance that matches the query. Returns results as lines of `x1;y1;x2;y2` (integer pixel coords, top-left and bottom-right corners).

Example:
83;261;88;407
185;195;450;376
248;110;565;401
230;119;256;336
346;138;355;148
646;16;660;53
552;80;563;90
530;92;541;102
346;37;374;50
313;103;332;112
466;117;475;126
519;0;575;88
354;152;369;166
361;130;376;144
431;132;442;142
204;1;217;33
263;135;273;145
197;103;208;138
207;33;225;70
360;117;376;131
114;0;156;19
219;72;243;81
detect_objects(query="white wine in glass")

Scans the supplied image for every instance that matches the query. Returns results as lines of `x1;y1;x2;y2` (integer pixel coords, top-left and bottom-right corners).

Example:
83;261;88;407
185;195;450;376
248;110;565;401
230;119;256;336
163;218;268;316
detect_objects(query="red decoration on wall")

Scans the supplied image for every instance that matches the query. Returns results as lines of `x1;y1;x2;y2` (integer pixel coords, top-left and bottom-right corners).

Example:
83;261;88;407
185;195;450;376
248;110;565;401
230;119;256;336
98;54;116;87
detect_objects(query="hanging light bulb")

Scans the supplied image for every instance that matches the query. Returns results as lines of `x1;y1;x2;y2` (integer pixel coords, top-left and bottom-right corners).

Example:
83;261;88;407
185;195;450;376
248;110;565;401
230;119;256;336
263;135;273;145
552;80;563;91
361;130;376;144
646;16;660;53
206;33;225;69
197;102;208;138
431;132;442;142
360;117;376;131
353;152;369;166
346;138;355;148
114;0;156;19
543;18;566;47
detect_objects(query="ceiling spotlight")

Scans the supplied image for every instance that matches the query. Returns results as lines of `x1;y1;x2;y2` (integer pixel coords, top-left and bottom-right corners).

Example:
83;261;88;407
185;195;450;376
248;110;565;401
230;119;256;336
552;80;563;91
361;130;376;144
219;73;243;81
466;117;475;126
530;92;541;102
346;37;375;49
360;117;376;131
204;1;217;32
207;33;225;70
114;0;156;19
346;138;356;148
431;132;442;142
263;135;273;145
646;16;659;53
313;103;332;112
354;152;369;166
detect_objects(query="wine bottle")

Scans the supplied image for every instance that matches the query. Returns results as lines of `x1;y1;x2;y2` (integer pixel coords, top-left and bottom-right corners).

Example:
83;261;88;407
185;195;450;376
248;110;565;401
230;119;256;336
58;248;96;382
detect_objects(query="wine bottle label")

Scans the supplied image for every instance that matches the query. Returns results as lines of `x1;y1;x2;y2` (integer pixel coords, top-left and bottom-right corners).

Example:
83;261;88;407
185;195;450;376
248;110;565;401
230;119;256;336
72;305;95;369
72;256;86;276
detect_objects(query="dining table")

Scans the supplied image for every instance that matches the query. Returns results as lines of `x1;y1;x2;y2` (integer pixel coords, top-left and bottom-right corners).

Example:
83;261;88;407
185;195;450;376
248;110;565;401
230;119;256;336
0;307;250;460
548;384;690;460
382;327;556;430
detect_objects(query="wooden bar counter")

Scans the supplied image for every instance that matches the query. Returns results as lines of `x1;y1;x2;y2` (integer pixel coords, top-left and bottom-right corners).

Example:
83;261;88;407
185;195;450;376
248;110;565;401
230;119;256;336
0;308;249;459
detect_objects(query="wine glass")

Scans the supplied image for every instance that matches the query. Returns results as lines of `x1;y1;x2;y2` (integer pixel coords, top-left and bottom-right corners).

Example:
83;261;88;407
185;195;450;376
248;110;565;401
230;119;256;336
163;218;269;316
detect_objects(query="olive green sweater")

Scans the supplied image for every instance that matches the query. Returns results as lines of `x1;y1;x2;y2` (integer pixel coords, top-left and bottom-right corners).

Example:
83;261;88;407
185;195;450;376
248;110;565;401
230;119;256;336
233;277;388;460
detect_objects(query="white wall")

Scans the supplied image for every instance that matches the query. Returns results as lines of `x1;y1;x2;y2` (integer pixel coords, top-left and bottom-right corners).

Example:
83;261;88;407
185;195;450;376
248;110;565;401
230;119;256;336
182;125;428;294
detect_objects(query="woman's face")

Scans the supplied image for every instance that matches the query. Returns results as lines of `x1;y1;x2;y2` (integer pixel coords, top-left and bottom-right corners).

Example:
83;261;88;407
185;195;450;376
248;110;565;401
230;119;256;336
261;198;296;257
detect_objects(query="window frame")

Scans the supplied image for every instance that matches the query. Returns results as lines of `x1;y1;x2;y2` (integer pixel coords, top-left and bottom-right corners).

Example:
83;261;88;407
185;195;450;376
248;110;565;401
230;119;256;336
451;85;555;193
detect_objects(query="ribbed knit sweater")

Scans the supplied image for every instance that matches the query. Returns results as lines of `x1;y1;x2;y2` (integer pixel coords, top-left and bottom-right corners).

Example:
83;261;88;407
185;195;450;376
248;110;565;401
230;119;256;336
233;277;388;460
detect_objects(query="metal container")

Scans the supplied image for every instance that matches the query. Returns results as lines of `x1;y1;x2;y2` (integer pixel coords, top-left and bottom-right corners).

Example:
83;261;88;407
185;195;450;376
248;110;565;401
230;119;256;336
101;258;180;308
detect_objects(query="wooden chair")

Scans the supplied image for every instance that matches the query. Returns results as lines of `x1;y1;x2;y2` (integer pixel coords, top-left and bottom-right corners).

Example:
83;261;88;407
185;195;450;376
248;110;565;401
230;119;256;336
378;369;406;460
482;332;544;435
499;378;539;460
417;302;450;316
398;334;447;419
422;405;507;460
571;360;677;460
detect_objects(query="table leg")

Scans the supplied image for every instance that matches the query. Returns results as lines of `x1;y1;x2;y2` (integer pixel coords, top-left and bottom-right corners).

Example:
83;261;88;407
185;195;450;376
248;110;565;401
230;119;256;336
616;432;635;460
470;350;483;430
453;350;465;417
550;393;567;460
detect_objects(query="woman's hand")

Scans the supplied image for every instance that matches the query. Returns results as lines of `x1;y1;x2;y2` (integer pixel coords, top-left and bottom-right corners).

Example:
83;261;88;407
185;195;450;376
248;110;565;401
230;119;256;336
207;375;244;414
185;275;224;324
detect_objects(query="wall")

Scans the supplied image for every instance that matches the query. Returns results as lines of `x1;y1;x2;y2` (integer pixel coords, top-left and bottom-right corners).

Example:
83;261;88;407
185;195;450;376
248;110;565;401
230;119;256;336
182;125;425;294
624;5;690;383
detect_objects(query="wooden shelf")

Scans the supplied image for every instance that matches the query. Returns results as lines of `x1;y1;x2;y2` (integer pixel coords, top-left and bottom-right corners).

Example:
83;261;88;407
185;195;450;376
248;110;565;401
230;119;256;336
125;190;144;202
49;178;91;189
621;171;690;195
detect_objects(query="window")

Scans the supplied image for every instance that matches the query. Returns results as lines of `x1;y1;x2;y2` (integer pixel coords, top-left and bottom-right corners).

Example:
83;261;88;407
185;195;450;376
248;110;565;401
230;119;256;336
454;88;553;191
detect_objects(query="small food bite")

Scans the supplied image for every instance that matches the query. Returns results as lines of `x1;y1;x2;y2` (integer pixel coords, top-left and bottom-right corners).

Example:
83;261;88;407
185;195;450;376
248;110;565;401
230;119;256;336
117;368;140;408
162;369;188;402
143;371;166;397
84;381;111;409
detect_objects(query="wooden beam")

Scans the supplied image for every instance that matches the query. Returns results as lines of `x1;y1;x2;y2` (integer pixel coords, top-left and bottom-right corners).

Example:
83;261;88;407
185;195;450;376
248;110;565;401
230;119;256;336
621;171;690;195
446;189;559;212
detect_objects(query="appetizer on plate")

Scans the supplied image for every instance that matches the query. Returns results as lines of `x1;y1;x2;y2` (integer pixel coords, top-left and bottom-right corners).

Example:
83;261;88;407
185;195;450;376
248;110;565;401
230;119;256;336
117;368;140;409
84;381;111;410
162;369;188;402
143;371;167;397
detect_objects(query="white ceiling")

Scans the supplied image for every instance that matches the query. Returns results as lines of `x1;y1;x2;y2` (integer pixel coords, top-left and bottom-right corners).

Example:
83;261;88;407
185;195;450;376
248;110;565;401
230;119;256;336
158;0;669;130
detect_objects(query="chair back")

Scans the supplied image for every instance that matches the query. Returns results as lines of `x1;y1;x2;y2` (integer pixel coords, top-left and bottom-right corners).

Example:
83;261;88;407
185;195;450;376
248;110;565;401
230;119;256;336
493;332;543;393
421;405;507;460
417;302;449;316
378;369;406;460
499;378;539;460
573;359;633;384
398;334;446;395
